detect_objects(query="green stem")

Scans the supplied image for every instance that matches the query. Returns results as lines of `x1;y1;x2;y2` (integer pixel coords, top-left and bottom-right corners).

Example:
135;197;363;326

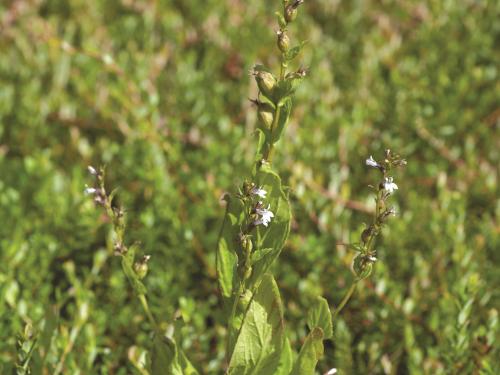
226;281;245;362
139;294;158;331
263;105;282;162
333;281;358;320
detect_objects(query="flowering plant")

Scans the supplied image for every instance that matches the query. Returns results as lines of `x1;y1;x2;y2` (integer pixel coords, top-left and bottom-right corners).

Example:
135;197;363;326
83;1;406;374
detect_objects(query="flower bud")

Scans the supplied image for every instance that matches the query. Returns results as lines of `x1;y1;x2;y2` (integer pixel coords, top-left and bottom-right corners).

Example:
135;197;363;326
240;234;253;255
277;30;290;53
284;0;304;23
254;70;277;98
134;255;151;279
361;226;374;244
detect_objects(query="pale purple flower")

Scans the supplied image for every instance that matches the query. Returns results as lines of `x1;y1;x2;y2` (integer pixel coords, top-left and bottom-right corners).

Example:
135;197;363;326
84;184;97;195
382;177;398;194
254;203;274;227
365;155;380;168
87;165;98;175
250;186;267;199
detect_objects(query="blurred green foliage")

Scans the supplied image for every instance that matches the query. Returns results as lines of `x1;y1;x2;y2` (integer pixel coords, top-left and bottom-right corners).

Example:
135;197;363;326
0;0;498;373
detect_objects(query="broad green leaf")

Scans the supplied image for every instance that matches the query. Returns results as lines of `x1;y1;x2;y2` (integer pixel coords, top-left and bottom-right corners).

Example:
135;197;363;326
307;296;333;339
247;164;291;290
216;194;245;305
228;274;285;375
290;327;325;375
275;337;294;375
151;335;183;375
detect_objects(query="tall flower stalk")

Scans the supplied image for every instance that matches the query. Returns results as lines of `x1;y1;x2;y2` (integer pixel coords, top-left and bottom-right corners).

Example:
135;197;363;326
333;150;407;320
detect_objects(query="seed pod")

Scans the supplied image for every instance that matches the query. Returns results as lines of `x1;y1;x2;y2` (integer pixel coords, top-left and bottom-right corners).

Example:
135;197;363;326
134;255;151;279
284;0;304;23
240;234;253;255
251;99;275;129
277;30;290;53
361;226;373;244
254;71;277;98
352;254;373;280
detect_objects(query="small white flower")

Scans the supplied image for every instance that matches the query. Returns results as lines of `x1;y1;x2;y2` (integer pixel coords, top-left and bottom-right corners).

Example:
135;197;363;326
368;256;377;262
325;369;337;375
254;203;274;227
365;155;380;168
382;177;398;194
250;186;267;199
87;165;98;175
84;185;97;195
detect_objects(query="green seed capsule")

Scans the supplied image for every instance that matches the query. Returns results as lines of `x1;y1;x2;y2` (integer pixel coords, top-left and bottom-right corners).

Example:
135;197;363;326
258;107;274;129
352;254;373;280
251;99;275;129
285;6;297;22
277;30;290;53
284;0;304;23
255;71;277;98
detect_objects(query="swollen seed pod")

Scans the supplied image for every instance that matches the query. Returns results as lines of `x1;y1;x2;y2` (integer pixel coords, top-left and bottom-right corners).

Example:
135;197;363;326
134;255;151;280
277;30;290;53
251;99;275;129
284;0;304;23
352;254;373;280
254;71;277;98
258;106;274;129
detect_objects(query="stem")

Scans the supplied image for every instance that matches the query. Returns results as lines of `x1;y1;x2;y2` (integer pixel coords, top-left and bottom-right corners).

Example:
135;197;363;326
333;281;358;320
226;281;245;362
263;105;282;162
139;294;158;331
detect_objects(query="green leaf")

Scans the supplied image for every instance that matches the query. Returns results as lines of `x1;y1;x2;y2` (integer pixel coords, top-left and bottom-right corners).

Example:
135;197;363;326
254;128;267;162
272;98;292;144
216;194;245;305
290;328;325;375
275;337;294;375
228;274;285;375
307;296;333;339
151;335;183;375
121;246;147;295
250;248;273;265
275;11;287;29
247;164;291;290
285;41;307;61
179;349;200;375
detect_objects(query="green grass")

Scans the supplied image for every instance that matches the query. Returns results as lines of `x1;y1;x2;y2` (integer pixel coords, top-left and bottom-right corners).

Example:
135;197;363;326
1;0;499;373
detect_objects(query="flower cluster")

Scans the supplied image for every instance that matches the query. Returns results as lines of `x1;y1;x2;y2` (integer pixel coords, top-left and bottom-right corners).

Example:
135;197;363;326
241;182;275;228
352;150;407;280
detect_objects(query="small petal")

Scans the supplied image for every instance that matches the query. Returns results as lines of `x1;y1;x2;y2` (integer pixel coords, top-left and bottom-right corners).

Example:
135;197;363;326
325;369;337;375
365;156;380;168
382;177;398;194
84;185;97;195
250;186;267;199
87;165;98;175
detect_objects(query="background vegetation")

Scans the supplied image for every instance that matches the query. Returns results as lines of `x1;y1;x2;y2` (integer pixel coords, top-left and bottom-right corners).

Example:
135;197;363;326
1;0;498;373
